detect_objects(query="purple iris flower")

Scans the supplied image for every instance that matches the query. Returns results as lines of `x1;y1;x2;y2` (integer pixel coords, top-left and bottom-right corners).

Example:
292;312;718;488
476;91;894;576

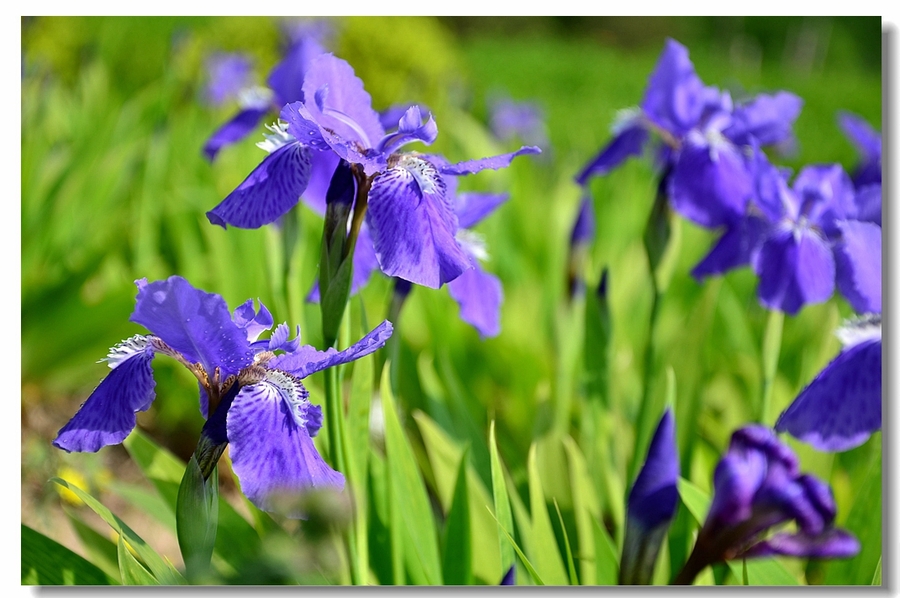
674;425;858;584
566;193;596;299
776;314;881;452
203;52;254;107
576;38;802;231
53;276;392;517
202;28;328;161
838;111;881;188
488;95;550;152
620;408;679;584
693;149;882;315
207;52;539;290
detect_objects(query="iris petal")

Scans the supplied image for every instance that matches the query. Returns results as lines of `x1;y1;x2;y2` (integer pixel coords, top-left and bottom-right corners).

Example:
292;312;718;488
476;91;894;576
206;141;312;229
437;146;541;176
754;226;835;315
269;320;393;379
53;348;156;453
227;375;343;517
367;158;471;288
834;219;882;314
775;339;881;452
575;124;649;185
447;262;504;339
203;107;270;161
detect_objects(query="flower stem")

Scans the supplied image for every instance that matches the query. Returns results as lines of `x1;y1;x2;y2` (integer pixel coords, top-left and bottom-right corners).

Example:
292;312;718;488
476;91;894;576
760;309;784;425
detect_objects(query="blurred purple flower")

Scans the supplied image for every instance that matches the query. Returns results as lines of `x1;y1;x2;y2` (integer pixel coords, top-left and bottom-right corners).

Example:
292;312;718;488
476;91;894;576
620;408;679;584
576;38;802;231
693;149;881;315
208;53;539;289
488;96;550;151
567;193;596;299
838;111;881;188
203;52;254;106
675;425;858;583
54;276;392;517
776;314;881;452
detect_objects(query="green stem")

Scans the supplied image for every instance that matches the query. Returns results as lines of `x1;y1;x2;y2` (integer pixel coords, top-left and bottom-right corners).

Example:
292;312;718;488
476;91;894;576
760;309;784;426
627;283;663;487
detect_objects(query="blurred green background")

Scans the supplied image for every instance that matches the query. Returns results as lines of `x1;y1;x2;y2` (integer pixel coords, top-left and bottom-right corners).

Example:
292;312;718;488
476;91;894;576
22;16;881;582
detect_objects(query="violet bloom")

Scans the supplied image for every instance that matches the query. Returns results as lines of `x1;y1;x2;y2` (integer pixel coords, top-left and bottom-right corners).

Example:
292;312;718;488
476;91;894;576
53;276;392;517
203;52;254;107
207;52;539;289
776;314;882;452
202;27;328;161
488;96;550;152
693;149;882;315
838;111;881;188
674;425;858;584
566;193;596;299
620;408;679;585
576;38;802;231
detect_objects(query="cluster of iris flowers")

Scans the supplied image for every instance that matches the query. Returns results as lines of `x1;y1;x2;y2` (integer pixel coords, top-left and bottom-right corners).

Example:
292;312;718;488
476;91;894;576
52;31;878;585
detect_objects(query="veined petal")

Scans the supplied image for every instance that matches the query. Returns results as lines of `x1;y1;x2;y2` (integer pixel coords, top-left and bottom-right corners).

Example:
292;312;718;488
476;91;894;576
775;338;881;452
669;137;753;228
367;157;471;288
447;262;504;339
754;226;835;315
131;276;254;379
437;146;541;176
206;141;312;229
203;107;270;161
575;124;649;185
53;342;156;453
835;220;881;313
268;320;393;379
455;192;510;229
227;372;343;517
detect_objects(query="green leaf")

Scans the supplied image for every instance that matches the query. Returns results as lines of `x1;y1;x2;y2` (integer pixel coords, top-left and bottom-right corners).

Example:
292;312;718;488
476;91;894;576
176;457;219;581
553;500;579;584
65;512;121;581
490;513;544;586
442;449;473;584
117;534;159;585
527;444;569;585
872;557;882;585
50;478;185;585
489;421;515;573
106;481;176;531
677;477;710;525
824;444;882;585
380;367;443;584
22;524;117;585
591;516;619;585
562;436;600;584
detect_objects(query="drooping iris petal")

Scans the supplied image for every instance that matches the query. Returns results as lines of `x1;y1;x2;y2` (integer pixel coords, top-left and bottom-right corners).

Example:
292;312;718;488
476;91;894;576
669;136;753;228
447;262;503;339
455;192;510;229
203;107;270;161
628;408;679;529
853;184;882;225
53;344;156;453
227;373;343;517
569;194;596;247
367;157;471;288
131;276;254;379
437;146;542;177
775;338;881;452
725;92;803;147
834;220;881;313
206;142;312;229
754;226;835;315
269;320;393;379
691;215;768;280
640;38;707;137
838;111;881;187
742;528;861;559
575;124;649;186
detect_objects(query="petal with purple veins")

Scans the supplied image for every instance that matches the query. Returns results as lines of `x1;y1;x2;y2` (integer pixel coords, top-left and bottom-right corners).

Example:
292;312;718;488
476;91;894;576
203;107;270;161
367;157;471;288
775;338;881;452
53;345;156;453
438;146;541;177
227;372;343;517
206;141;312;229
